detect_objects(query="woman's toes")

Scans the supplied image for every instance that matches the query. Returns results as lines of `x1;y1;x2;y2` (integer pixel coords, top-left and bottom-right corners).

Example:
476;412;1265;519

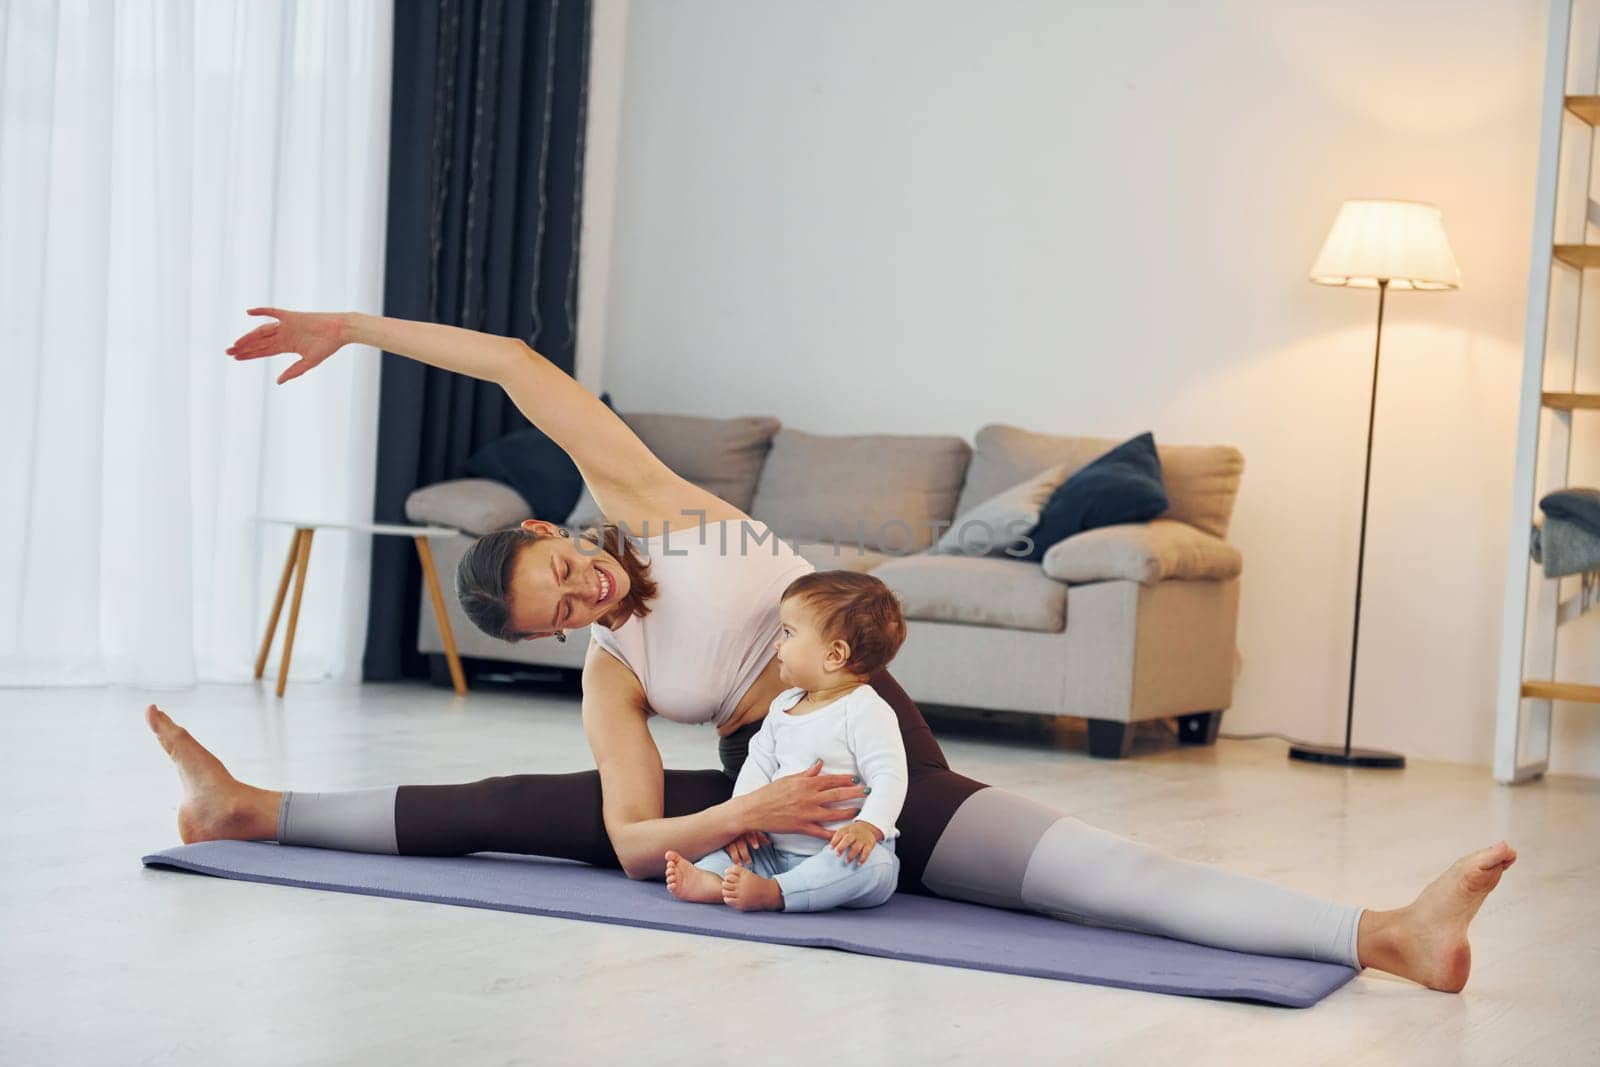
1484;841;1517;868
1461;843;1517;895
146;705;180;749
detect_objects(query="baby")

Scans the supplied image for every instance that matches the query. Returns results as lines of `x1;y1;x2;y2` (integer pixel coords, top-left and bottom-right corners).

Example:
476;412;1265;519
664;570;909;913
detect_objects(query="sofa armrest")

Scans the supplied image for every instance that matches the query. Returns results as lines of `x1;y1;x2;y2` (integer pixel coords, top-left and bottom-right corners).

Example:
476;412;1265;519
405;478;533;536
1039;519;1242;586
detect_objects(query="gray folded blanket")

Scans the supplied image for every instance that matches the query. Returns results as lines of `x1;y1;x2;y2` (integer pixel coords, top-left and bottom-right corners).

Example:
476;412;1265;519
1531;515;1600;577
1540;488;1600;537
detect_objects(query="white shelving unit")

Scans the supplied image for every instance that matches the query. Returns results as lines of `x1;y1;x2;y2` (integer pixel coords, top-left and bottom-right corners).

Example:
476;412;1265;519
1495;0;1600;784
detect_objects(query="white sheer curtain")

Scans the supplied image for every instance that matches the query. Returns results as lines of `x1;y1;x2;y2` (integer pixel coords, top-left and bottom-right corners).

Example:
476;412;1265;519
0;0;393;687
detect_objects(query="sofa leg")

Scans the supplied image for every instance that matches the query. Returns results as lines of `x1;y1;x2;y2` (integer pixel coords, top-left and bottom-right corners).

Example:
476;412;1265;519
1087;719;1133;760
1175;710;1223;746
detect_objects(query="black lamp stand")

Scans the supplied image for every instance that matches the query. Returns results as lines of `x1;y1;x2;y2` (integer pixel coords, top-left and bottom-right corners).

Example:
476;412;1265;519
1289;278;1407;769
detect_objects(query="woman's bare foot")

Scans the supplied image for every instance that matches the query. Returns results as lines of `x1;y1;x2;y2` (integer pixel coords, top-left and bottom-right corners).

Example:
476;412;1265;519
721;866;784;912
144;705;279;843
1358;840;1518;993
664;851;726;904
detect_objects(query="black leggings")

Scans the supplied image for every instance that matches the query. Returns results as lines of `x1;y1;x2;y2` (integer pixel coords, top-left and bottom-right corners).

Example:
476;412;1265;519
393;672;984;893
278;672;1366;965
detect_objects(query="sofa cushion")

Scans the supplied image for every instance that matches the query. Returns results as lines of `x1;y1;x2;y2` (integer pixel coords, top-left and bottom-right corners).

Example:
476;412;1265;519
872;555;1067;633
405;479;533;536
463;393;614;521
563;412;781;529
934;463;1070;557
957;424;1244;540
793;543;889;574
751;430;972;553
1024;432;1168;562
463;430;583;524
1041;519;1243;586
623;412;781;512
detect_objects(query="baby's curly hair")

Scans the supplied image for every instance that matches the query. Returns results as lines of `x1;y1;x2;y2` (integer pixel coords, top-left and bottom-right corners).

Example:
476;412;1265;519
781;570;906;677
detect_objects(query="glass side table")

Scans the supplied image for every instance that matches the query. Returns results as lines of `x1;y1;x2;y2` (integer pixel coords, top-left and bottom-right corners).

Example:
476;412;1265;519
255;518;468;697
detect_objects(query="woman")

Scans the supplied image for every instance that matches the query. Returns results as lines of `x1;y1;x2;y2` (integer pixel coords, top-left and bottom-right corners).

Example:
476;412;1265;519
146;308;1516;993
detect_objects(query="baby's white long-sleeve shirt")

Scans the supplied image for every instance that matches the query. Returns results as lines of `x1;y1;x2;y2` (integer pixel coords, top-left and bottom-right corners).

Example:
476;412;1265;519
732;685;909;857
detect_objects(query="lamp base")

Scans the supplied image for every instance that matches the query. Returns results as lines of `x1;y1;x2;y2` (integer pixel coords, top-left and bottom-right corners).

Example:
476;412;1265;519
1288;742;1405;769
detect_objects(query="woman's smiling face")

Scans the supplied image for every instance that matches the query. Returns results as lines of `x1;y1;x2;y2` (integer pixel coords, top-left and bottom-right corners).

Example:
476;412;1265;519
505;521;631;640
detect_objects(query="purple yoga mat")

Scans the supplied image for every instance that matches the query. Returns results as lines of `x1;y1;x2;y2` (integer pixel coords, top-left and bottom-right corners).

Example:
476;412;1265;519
142;841;1358;1007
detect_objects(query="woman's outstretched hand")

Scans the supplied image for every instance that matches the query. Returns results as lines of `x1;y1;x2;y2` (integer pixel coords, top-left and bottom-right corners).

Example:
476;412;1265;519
227;307;347;384
740;760;867;840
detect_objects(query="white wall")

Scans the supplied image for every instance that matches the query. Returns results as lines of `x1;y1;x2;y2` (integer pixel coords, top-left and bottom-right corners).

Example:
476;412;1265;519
583;0;1600;775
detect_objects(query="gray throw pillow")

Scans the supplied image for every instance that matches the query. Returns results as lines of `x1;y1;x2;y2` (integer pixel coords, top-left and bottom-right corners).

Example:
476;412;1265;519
405;479;533;536
934;463;1071;556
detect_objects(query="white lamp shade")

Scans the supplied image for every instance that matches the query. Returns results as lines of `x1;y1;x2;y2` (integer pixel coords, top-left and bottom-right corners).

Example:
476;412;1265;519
1309;200;1461;290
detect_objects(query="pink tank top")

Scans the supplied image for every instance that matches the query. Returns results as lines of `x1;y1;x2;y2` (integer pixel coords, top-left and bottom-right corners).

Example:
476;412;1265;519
589;520;815;727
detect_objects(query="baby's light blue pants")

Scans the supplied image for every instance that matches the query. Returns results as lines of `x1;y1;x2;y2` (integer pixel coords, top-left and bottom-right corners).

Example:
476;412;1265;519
695;841;899;912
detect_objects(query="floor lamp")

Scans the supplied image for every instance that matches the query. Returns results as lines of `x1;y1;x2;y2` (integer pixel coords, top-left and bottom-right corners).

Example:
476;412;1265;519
1292;200;1462;769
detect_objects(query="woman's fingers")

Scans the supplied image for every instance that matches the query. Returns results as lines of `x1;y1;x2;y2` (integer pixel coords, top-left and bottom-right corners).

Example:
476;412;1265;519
227;325;277;357
806;774;861;793
277;359;312;385
231;309;290;361
814;785;868;806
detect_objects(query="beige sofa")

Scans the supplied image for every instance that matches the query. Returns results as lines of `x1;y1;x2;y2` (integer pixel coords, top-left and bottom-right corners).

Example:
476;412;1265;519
408;416;1244;759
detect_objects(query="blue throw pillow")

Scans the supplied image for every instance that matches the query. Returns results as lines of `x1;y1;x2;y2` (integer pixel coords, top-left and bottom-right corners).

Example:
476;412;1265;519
1023;432;1168;562
463;393;612;523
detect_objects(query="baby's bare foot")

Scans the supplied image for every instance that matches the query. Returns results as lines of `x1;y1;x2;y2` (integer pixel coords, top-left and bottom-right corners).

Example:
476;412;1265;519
1362;840;1517;993
145;704;276;843
664;851;726;904
721;866;784;912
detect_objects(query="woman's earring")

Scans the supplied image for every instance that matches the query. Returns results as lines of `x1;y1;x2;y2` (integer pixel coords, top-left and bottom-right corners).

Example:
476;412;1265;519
554;630;568;644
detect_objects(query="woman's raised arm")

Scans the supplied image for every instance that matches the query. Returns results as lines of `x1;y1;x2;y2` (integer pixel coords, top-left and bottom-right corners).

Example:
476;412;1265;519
228;308;737;530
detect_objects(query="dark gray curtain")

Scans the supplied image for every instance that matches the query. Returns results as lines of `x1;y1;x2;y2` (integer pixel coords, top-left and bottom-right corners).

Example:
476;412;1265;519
363;0;592;681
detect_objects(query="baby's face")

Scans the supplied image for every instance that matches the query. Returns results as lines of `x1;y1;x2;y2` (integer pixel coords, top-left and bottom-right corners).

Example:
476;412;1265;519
773;598;834;690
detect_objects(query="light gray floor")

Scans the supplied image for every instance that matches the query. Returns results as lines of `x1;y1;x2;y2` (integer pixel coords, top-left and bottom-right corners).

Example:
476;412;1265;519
1;681;1594;1066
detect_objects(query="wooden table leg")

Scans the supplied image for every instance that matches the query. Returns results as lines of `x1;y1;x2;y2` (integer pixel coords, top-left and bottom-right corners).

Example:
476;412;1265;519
255;529;303;680
415;535;468;696
275;528;315;698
